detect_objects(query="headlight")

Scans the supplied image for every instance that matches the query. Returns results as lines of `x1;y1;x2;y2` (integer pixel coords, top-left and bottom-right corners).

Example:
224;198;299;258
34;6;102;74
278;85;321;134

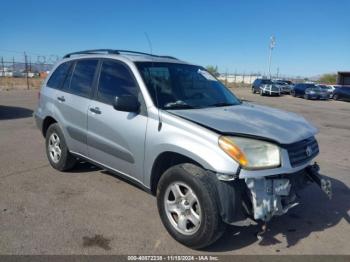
218;136;280;169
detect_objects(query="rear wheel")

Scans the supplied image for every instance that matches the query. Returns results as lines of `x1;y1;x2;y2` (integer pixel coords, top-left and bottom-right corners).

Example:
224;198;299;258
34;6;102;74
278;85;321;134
45;123;76;171
157;164;225;249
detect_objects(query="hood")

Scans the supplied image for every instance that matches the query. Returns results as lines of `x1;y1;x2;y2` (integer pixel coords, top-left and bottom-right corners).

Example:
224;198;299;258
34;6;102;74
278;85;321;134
168;103;318;144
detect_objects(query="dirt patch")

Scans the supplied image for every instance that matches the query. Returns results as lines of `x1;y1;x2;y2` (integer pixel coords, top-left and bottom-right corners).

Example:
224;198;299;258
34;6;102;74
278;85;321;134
0;77;42;91
323;124;350;131
82;234;112;250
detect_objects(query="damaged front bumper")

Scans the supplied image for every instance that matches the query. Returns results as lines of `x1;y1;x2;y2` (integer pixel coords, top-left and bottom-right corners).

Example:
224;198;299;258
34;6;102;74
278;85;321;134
245;163;332;221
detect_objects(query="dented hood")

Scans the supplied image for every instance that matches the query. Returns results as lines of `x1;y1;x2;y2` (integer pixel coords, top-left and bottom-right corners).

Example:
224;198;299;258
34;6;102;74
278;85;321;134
168;103;318;144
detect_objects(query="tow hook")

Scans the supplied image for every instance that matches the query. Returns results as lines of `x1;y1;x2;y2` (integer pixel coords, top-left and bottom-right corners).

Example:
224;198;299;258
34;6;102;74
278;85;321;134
306;163;332;199
256;222;268;240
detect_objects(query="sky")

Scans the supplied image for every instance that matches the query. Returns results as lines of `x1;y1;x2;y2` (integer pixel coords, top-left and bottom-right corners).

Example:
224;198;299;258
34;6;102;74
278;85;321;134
0;0;349;77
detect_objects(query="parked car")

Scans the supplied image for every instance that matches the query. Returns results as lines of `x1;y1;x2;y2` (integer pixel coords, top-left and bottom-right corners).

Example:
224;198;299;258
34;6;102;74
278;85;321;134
332;86;350;101
252;78;281;96
317;84;335;98
292;83;329;100
35;49;331;249
273;80;294;94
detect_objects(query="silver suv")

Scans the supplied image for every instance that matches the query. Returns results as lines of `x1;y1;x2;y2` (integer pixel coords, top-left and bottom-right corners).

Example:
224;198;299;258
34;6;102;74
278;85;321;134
35;49;331;249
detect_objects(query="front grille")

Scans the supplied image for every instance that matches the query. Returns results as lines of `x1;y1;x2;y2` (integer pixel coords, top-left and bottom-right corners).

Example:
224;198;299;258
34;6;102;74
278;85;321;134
283;137;319;167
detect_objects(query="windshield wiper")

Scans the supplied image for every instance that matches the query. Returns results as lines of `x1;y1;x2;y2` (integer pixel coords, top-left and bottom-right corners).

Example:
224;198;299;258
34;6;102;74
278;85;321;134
208;102;236;107
163;101;195;110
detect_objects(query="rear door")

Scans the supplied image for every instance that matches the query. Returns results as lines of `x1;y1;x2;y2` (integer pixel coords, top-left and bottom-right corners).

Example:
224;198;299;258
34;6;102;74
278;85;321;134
55;59;99;155
87;59;148;183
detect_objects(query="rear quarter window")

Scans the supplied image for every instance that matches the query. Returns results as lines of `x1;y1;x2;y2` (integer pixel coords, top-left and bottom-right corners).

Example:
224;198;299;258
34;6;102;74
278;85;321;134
47;62;71;89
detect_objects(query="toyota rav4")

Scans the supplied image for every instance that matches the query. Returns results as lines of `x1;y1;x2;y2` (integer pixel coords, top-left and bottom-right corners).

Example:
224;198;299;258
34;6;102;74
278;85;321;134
34;49;331;249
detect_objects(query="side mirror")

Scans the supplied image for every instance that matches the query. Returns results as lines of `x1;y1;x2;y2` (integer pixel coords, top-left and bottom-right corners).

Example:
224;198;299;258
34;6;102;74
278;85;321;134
113;95;140;112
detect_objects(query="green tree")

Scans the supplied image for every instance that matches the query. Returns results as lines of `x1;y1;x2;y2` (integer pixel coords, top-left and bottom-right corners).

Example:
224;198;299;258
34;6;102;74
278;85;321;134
206;65;220;77
319;73;337;84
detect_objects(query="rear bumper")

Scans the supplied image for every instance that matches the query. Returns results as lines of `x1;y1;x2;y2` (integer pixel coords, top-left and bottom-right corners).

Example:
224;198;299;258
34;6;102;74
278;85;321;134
34;111;44;134
306;94;329;100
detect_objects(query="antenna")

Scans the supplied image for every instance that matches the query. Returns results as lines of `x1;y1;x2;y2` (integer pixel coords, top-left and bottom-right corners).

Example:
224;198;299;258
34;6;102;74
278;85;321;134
144;32;162;131
144;32;153;55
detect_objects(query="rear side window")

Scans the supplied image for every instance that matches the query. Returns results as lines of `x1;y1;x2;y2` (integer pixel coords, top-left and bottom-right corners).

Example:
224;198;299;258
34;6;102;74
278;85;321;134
69;59;98;97
97;60;138;104
47;62;71;89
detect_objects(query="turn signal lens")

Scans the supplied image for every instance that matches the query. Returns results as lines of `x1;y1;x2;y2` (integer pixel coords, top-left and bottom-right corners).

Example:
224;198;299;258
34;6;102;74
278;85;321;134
219;136;248;167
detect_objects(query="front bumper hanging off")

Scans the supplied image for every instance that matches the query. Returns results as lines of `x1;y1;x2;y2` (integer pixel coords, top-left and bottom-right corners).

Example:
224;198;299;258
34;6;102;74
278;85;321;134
245;163;332;222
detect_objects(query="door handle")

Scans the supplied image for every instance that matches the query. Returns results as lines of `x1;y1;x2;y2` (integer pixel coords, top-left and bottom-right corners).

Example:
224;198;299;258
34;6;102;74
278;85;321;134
89;107;101;114
57;96;65;102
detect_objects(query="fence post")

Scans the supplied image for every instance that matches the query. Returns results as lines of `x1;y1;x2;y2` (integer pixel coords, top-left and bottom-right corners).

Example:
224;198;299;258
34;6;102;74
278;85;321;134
24;52;29;90
1;57;5;77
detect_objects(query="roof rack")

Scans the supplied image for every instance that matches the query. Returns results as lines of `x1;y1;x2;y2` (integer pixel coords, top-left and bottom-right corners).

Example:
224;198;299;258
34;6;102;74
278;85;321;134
63;49;178;60
63;49;119;58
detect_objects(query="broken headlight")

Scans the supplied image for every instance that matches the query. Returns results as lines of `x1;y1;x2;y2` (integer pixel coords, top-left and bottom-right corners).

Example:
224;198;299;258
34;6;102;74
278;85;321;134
219;136;281;170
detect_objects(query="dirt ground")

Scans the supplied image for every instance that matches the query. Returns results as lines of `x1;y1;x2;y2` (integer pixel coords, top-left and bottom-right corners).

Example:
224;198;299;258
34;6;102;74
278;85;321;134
0;77;42;91
0;88;349;255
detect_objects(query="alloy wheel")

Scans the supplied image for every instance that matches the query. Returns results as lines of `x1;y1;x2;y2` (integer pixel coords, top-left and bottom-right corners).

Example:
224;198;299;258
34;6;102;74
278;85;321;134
164;182;202;235
48;132;62;163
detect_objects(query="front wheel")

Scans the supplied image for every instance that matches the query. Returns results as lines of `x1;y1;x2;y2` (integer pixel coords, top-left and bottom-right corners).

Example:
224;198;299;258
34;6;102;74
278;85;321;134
157;164;225;249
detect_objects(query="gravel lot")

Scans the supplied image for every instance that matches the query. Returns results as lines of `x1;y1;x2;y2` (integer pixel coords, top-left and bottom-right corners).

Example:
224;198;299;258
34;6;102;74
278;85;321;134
0;88;349;255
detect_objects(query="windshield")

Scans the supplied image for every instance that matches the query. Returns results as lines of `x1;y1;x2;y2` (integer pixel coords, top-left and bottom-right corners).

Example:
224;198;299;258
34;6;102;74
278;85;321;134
136;62;241;109
261;79;273;84
307;86;322;91
318;85;330;89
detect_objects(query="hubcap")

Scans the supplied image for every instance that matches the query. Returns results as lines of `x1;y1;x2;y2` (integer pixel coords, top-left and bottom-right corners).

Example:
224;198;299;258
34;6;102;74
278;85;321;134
48;133;62;163
164;182;201;235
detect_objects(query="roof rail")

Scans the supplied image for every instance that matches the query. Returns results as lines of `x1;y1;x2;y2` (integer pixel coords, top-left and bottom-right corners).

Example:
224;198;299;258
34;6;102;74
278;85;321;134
63;49;120;58
116;50;178;60
63;49;178;60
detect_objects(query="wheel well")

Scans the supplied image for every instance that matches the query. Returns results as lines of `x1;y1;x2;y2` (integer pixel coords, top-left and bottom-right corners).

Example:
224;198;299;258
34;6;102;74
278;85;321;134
42;116;57;137
150;152;203;195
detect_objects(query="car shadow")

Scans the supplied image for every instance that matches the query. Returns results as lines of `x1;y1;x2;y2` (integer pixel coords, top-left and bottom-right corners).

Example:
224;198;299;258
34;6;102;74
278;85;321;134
0;105;33;120
206;175;350;252
69;161;102;173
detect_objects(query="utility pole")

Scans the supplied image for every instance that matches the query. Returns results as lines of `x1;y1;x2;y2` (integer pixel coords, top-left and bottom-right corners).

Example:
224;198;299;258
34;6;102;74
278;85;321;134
24;52;29;90
276;67;280;79
268;35;276;79
1;57;5;77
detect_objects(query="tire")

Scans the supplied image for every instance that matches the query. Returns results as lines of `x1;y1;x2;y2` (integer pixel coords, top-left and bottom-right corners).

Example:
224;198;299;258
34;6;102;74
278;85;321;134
333;94;339;100
252;88;255;94
45;123;76;171
304;94;309;100
291;91;296;97
157;163;226;249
